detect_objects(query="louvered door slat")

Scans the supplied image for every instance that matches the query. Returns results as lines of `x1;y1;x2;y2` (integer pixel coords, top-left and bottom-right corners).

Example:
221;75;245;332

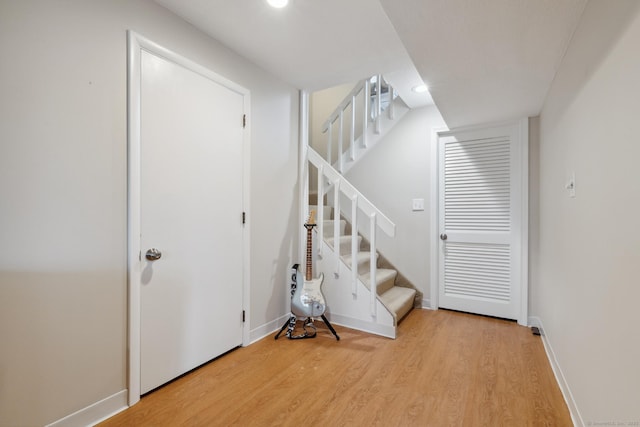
444;242;511;302
444;136;511;232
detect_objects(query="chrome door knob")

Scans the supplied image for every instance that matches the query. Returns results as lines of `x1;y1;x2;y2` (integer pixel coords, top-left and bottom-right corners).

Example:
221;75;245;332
440;234;448;241
145;248;162;261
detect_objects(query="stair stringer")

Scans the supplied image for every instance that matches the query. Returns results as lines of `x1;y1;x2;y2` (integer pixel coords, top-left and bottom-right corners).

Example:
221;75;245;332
317;240;396;339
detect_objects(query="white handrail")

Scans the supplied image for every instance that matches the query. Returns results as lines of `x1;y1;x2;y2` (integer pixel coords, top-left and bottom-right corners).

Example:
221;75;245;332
308;149;395;237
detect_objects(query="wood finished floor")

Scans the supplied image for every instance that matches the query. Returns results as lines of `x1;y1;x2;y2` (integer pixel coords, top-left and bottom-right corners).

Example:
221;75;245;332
100;309;572;426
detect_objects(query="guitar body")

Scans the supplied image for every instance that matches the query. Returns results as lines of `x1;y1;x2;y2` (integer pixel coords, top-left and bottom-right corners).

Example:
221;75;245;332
291;270;326;318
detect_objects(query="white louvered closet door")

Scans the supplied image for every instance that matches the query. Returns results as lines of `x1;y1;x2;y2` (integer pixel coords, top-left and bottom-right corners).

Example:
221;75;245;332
438;123;525;321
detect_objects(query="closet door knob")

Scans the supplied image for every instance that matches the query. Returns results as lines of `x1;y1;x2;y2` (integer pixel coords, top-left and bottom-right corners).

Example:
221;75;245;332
145;248;162;261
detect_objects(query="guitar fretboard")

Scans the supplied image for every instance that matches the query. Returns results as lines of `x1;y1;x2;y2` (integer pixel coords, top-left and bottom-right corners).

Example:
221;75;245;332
305;224;314;281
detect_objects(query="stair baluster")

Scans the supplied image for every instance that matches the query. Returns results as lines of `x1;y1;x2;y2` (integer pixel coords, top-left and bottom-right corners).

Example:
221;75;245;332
349;94;356;161
369;212;377;317
363;79;370;148
351;193;359;296
317;164;325;257
338;110;344;173
375;75;382;134
333;179;341;278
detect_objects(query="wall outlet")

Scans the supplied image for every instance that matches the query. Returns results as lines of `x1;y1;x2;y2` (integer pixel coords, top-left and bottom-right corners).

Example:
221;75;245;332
412;198;425;211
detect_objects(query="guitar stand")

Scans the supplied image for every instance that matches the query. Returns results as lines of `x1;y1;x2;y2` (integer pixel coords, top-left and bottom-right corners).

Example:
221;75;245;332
274;314;340;341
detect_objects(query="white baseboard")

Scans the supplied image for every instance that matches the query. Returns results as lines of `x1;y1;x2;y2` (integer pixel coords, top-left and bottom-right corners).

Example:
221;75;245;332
421;298;432;309
45;389;127;427
527;316;541;328
528;316;583;427
249;314;290;344
327;313;396;339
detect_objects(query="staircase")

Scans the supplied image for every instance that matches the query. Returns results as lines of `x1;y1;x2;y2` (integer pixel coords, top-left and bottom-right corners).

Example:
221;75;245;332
301;75;420;338
320;215;417;326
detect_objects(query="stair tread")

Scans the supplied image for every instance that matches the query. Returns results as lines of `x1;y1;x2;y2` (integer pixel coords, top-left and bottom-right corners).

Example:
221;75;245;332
342;251;377;264
380;285;416;300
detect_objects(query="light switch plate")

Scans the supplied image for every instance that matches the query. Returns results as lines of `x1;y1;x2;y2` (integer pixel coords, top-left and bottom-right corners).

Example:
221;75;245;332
412;198;425;211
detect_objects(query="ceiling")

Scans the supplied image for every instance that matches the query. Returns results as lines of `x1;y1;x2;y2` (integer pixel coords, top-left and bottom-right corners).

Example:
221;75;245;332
154;0;587;128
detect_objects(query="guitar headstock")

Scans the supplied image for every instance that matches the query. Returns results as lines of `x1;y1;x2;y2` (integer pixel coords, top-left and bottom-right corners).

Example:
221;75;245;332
304;210;317;229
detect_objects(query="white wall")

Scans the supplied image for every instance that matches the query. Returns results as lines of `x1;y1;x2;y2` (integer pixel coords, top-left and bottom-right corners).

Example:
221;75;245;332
308;83;356;193
533;0;640;423
345;106;446;303
309;82;357;158
0;1;298;425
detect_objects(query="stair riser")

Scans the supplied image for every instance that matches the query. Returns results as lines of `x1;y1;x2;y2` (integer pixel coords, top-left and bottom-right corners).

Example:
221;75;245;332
326;237;362;255
345;251;378;275
322;220;346;238
356;261;373;276
309;205;333;220
345;257;377;275
376;277;395;296
379;287;417;324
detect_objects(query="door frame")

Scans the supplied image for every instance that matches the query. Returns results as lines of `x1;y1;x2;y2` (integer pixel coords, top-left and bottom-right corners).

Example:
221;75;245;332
126;31;251;406
429;119;528;326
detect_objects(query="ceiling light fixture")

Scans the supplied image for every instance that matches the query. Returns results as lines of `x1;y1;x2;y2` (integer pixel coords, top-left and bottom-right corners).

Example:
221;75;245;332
412;84;428;93
267;0;289;8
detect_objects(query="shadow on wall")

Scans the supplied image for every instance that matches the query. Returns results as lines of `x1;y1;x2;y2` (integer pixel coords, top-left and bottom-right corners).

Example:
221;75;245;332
542;0;640;131
265;183;299;330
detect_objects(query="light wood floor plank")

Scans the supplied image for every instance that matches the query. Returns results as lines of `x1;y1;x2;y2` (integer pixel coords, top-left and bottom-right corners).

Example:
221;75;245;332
100;309;572;426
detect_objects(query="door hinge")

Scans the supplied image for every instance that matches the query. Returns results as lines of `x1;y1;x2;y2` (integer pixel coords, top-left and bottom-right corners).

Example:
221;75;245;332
242;114;246;128
242;310;246;322
242;211;246;224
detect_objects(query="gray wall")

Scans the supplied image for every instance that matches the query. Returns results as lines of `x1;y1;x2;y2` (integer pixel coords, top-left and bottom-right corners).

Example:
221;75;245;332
532;0;640;423
0;1;298;425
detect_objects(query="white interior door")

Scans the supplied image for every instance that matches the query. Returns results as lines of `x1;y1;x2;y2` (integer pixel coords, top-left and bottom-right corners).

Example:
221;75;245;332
437;122;527;322
139;50;245;394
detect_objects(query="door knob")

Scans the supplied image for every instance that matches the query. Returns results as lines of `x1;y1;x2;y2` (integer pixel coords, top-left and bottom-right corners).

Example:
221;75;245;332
145;248;162;261
440;234;448;241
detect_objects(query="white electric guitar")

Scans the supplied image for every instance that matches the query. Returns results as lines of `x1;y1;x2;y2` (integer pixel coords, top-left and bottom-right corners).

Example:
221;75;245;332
291;211;326;318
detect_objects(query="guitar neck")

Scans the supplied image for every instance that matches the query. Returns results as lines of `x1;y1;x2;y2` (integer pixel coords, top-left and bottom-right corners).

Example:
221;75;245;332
305;226;313;281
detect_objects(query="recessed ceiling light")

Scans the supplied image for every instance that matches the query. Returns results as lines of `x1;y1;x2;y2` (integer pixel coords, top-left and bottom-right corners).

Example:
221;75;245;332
267;0;289;8
412;84;428;93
